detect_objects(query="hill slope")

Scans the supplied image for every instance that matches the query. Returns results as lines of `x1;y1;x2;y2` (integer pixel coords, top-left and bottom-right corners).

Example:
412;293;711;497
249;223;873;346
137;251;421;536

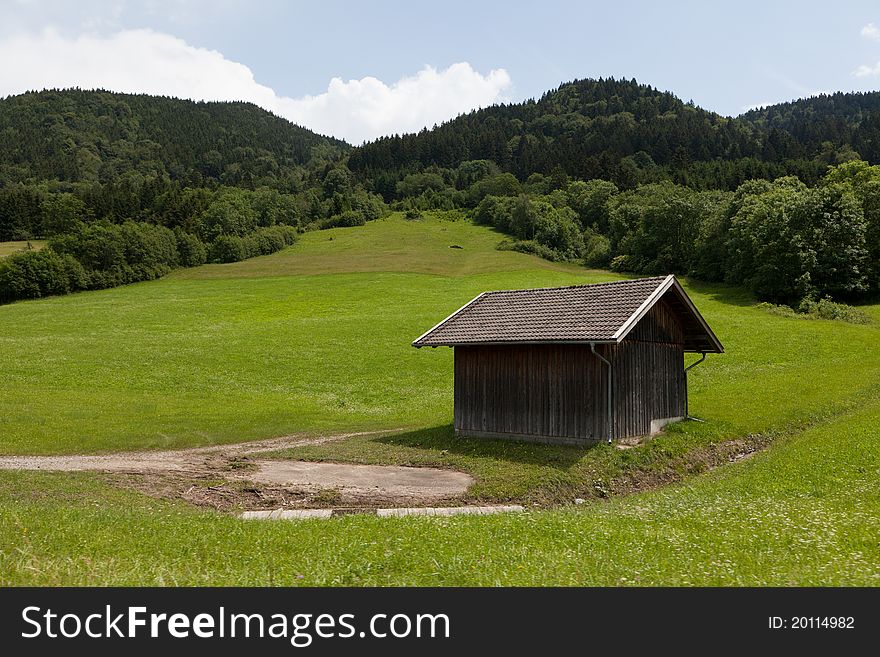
0;89;348;186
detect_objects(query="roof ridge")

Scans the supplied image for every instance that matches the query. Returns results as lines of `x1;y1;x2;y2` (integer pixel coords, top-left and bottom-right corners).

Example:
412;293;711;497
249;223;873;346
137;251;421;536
479;276;670;296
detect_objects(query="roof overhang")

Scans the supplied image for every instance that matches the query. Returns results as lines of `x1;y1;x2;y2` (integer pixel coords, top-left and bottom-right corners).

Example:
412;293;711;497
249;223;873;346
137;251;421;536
613;275;724;353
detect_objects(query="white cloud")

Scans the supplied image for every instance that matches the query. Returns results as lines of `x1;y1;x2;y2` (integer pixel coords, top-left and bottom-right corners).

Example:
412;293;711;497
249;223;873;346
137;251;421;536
855;23;880;78
739;89;831;114
0;28;511;143
854;62;880;77
861;22;880;41
741;101;773;113
0;28;280;105
277;64;511;144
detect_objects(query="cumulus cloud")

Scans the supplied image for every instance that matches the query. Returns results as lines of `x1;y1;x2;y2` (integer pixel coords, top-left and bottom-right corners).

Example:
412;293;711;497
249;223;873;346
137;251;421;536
740;101;773;113
277;64;511;144
854;23;880;78
861;22;880;41
854;62;880;77
0;28;280;105
0;28;511;143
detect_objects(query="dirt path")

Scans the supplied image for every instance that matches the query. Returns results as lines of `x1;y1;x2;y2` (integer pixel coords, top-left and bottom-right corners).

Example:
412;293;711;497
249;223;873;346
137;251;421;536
0;431;365;473
0;430;474;510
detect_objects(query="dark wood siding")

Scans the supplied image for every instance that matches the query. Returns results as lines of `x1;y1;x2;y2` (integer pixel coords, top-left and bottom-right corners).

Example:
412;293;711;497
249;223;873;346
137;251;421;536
608;298;687;438
454;344;607;444
453;299;687;445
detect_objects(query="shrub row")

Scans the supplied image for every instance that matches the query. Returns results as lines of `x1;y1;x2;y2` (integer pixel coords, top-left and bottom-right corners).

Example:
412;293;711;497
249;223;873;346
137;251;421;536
476;195;584;261
0;249;87;303
496;239;564;262
207;226;298;263
757;298;872;324
49;221;182;289
0;222;296;303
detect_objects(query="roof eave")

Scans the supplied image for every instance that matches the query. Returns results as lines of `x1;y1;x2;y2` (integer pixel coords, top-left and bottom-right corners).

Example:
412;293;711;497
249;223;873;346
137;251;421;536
413;339;619;348
411;292;487;348
412;275;724;353
611;274;675;342
613;275;724;354
667;278;725;353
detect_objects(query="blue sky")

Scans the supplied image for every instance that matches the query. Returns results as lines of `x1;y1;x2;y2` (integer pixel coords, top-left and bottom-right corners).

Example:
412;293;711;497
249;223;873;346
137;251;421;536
2;1;880;142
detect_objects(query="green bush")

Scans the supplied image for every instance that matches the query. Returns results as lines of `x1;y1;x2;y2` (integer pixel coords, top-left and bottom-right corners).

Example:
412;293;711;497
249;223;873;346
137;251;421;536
583;230;611;268
496;239;561;261
754;302;801;319
208;235;247;263
0;249;87;302
475;194;583;260
119;221;179;282
609;254;632;272
319;211;366;229
756;298;872;324
208;226;296;264
464;173;521;207
798;297;872;324
175;230;207;267
50;221;180;288
198;189;258;241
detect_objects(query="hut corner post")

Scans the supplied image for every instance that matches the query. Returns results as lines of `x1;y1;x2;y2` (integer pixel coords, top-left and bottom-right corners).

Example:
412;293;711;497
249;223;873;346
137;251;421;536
590;343;613;444
684;352;707;420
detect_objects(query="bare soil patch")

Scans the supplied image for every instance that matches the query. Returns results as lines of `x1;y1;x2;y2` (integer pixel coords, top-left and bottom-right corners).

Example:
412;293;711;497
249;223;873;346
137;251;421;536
0;430;473;511
0;429;776;512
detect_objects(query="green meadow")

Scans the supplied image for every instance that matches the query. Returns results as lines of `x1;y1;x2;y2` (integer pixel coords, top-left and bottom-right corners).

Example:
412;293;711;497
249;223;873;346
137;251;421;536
0;240;45;258
1;214;879;585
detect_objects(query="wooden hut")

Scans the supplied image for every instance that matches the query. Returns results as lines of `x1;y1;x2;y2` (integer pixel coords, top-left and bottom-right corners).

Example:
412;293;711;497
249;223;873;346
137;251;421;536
412;275;723;445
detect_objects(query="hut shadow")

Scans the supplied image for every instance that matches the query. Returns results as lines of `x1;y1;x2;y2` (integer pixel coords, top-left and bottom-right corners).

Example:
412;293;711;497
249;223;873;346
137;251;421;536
375;424;593;470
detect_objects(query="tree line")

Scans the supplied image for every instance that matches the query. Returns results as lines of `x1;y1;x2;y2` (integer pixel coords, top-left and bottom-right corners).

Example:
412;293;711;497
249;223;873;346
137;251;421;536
0;167;388;303
466;161;878;305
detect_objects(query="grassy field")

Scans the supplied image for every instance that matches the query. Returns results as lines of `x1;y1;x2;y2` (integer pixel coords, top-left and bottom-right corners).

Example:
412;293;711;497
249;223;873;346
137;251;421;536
2;397;878;585
1;213;878;584
0;240;45;258
0;216;600;454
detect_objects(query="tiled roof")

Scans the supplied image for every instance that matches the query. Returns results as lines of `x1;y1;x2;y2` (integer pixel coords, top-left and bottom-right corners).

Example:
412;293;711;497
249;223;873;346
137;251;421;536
413;276;673;347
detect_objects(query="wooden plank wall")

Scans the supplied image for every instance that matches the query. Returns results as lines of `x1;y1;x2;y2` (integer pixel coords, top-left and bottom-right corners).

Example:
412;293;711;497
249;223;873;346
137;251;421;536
454;343;606;444
608;297;687;438
453;298;687;444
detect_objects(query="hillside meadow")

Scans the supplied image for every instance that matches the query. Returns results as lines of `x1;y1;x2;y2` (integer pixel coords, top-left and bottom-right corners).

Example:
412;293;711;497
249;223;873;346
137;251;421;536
1;213;878;585
0;240;45;258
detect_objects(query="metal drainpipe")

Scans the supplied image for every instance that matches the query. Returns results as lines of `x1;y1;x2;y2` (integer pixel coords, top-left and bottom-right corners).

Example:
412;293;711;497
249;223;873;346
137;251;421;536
590;343;613;444
684;352;707;420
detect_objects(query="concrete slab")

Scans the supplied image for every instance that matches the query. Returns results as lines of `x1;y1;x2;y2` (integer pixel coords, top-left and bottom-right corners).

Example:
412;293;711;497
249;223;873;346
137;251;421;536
377;505;524;517
238;505;525;521
240;509;333;520
249;460;474;499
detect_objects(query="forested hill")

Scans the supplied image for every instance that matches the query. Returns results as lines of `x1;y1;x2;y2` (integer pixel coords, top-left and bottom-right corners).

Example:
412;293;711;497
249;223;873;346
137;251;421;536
739;91;880;163
349;78;880;196
0;89;348;187
6;82;880;196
